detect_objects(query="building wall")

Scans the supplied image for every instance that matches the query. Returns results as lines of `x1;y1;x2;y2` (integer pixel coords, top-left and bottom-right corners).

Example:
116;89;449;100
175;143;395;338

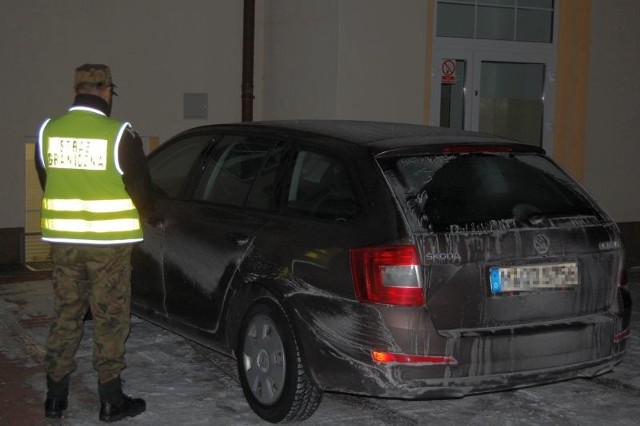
585;0;640;223
262;0;340;119
0;0;639;264
335;0;428;123
262;0;427;123
0;0;243;231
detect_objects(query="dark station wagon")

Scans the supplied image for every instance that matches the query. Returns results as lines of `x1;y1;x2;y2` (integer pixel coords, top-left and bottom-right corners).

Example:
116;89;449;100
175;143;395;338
131;120;631;423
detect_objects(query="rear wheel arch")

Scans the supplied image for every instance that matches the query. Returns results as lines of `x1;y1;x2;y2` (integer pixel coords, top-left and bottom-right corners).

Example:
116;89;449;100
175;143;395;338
224;277;306;355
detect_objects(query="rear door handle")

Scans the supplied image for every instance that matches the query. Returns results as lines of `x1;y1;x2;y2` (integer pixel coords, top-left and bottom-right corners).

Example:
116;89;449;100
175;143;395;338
227;232;250;247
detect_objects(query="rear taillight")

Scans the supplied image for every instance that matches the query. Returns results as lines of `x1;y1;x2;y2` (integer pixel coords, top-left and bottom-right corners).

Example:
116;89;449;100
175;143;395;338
619;267;627;288
350;245;424;306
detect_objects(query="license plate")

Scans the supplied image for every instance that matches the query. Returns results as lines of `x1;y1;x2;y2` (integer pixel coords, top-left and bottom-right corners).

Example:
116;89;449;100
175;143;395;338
489;262;579;294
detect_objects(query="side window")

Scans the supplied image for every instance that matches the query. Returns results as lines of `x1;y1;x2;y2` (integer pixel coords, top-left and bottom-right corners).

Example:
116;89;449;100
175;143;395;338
148;134;212;198
246;143;285;210
286;150;360;221
194;135;281;208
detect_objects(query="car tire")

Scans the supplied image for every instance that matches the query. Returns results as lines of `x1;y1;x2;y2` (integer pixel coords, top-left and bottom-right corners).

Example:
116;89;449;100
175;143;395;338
236;299;322;423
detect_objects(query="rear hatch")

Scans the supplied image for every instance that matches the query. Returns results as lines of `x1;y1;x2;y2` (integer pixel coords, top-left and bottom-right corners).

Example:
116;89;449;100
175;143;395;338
379;148;622;331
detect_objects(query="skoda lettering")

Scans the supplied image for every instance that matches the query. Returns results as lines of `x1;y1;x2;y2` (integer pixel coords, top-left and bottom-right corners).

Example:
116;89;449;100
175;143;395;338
426;252;461;262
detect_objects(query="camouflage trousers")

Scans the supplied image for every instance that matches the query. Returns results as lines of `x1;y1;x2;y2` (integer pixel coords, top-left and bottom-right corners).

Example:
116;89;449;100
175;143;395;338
45;243;134;384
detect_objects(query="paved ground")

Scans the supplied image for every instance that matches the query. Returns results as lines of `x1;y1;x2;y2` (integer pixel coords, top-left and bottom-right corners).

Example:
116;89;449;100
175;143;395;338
1;267;639;425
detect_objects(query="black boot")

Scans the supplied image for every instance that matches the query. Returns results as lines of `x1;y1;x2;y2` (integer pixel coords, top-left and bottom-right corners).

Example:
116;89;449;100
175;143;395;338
98;377;146;423
45;375;69;418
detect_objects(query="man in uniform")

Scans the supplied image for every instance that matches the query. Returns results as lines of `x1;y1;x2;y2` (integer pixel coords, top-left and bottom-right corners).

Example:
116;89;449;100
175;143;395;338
36;64;154;422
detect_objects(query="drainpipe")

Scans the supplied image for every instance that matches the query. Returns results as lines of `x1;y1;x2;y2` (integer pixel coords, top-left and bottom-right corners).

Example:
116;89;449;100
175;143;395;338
242;0;255;122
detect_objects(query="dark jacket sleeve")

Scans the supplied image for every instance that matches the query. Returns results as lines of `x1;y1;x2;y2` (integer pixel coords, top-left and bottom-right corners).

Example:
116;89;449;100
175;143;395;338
118;126;156;217
35;142;46;190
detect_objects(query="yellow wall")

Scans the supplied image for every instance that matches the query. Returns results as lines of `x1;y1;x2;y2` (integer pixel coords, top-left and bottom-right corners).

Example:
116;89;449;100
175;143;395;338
554;0;591;181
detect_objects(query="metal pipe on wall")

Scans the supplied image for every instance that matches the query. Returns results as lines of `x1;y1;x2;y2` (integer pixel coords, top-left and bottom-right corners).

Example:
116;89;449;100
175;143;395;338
242;0;255;122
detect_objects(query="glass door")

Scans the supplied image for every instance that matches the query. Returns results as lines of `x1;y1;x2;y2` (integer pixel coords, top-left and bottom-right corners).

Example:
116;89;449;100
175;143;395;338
475;61;545;146
432;49;553;150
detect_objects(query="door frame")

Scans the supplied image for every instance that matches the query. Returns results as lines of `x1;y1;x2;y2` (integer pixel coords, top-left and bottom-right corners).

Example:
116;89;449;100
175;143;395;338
430;38;557;154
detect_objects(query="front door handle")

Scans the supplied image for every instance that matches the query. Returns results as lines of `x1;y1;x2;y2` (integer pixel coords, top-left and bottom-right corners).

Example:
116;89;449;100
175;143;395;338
145;217;165;229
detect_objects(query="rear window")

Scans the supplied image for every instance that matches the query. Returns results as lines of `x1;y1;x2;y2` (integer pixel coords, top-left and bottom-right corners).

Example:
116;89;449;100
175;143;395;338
380;153;605;233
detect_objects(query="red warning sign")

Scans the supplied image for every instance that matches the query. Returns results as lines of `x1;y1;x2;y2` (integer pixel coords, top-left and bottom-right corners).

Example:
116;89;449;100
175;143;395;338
441;59;456;84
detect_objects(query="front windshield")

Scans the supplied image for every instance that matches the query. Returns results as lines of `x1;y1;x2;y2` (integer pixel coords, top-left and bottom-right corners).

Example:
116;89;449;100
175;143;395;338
380;153;605;233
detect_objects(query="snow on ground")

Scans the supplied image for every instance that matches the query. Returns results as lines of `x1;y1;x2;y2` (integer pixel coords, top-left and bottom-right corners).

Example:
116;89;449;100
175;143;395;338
1;279;639;425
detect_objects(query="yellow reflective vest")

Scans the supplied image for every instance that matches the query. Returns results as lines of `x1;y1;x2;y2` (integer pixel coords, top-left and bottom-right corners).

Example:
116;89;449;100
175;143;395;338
38;106;143;244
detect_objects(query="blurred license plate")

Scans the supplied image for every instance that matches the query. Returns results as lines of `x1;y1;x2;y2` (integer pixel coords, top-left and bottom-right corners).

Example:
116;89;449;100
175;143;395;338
490;262;579;294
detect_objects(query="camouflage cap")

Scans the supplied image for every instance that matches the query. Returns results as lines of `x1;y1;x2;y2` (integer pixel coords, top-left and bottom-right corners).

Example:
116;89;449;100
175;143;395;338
74;63;118;95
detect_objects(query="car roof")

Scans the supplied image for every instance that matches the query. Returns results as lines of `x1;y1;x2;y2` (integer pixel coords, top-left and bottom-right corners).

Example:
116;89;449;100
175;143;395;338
181;120;545;155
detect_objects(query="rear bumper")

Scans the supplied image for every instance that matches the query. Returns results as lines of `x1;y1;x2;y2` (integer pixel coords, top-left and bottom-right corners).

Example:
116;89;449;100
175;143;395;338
290;294;628;399
367;353;625;399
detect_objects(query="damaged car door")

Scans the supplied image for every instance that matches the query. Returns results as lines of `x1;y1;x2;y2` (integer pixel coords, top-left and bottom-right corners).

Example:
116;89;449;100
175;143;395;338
161;134;285;332
132;133;214;318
